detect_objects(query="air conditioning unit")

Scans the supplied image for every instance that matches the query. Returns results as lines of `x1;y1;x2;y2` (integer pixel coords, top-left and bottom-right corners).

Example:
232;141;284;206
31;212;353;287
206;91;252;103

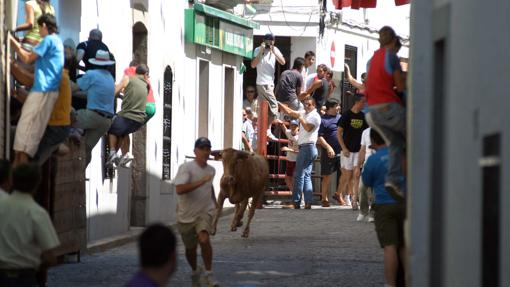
205;0;244;10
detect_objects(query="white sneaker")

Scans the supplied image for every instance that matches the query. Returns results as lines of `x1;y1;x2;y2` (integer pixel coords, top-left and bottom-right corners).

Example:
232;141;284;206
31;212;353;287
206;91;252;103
203;271;220;287
106;152;119;167
191;268;203;287
356;213;367;222
118;153;134;167
367;215;375;223
344;195;351;206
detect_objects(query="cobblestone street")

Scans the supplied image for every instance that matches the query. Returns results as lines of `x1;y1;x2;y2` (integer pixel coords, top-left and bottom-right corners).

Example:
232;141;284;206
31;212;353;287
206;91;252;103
48;205;384;287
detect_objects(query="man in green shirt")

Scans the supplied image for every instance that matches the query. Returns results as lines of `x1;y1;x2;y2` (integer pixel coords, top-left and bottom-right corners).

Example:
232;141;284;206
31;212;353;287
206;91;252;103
107;64;149;167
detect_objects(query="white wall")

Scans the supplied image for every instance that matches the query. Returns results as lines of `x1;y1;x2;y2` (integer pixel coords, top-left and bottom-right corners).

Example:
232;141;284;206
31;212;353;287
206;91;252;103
411;0;510;286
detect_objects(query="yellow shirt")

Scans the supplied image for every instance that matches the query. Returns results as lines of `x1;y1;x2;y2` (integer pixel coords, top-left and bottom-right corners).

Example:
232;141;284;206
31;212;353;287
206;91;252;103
48;69;72;126
0;191;60;269
24;1;55;43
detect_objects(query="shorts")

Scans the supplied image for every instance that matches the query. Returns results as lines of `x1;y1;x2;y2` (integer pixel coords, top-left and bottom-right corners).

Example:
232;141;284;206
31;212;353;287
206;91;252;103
13;91;59;157
144;102;156;123
177;214;213;249
320;149;340;175
108;115;144;136
374;203;405;248
286;161;296;176
340;152;359;170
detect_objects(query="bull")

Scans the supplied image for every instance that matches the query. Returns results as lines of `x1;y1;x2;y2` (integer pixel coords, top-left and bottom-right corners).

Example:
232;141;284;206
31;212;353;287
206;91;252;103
211;148;269;238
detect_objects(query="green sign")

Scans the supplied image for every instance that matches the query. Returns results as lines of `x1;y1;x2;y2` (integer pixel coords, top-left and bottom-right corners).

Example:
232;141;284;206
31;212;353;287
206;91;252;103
185;4;258;59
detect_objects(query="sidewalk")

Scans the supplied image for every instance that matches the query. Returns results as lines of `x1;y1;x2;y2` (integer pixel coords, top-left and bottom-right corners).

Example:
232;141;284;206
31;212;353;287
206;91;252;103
85;207;235;255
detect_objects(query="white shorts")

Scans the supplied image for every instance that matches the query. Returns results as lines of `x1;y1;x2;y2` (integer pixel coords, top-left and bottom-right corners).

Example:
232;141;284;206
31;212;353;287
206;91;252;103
340;152;359;170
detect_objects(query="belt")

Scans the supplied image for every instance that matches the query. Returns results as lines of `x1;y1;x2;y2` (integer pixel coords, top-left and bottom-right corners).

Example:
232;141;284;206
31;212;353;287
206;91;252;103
91;109;113;118
299;143;315;147
0;268;37;278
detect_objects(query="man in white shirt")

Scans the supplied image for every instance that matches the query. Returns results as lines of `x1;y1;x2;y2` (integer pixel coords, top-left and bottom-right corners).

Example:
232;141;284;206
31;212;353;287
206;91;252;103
279;96;321;209
0;160;12;199
0;163;60;286
251;33;286;133
174;137;219;287
356;127;376;222
301;51;316;92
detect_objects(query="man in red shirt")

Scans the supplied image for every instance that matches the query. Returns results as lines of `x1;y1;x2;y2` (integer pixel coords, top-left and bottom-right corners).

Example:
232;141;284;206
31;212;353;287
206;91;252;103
364;26;406;201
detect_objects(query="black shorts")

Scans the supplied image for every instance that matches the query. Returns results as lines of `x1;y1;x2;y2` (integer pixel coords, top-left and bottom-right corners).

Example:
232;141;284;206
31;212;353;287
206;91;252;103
320;149;340;175
374;203;406;248
108;116;144;136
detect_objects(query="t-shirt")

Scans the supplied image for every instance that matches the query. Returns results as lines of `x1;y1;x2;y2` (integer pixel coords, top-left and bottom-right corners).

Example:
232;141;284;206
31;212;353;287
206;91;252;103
76;40;110;71
118;75;148;123
0;191;60;269
284;129;299;162
123;67;155;103
311;78;328;108
360;128;375;163
253;46;283;85
318;113;341;154
243;98;258;116
174;161;216;223
275;69;303;103
77;69;115;115
304;73;316;90
32;34;64;92
361;147;398;205
297;110;321;145
48;69;71;126
365;48;402;106
242;119;254;150
337;110;368;153
126;271;159;287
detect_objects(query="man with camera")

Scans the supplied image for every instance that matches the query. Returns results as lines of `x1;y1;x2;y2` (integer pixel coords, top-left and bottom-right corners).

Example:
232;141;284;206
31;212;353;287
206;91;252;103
250;33;286;134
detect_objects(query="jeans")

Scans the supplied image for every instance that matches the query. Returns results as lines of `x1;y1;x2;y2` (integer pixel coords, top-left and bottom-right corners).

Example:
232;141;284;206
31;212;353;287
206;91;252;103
366;102;406;185
293;144;318;205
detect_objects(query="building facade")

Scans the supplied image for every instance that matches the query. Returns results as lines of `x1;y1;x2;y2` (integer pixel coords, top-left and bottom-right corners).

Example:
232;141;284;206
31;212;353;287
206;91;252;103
11;0;256;244
409;1;510;286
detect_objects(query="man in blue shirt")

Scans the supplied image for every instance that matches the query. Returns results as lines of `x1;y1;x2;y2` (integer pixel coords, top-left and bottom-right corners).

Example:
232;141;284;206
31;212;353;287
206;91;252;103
361;128;405;287
10;14;63;166
75;50;115;165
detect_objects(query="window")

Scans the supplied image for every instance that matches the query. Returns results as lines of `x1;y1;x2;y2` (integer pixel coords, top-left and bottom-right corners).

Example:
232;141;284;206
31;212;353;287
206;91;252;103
162;66;173;180
198;60;209;138
223;67;234;148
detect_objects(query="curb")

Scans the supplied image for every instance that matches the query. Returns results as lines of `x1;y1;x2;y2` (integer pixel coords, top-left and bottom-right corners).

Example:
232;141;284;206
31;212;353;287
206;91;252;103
85;207;235;254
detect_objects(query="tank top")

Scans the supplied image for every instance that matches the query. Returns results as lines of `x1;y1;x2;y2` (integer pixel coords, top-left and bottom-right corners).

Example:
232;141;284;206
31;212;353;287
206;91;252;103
24;1;56;44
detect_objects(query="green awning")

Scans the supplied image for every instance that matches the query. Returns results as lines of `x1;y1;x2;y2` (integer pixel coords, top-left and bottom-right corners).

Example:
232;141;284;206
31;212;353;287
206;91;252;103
194;3;260;29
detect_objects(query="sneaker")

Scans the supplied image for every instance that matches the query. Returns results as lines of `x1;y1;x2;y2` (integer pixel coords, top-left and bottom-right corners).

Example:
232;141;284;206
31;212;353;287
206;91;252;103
356;213;367;222
344;195;351;206
385;182;405;202
118;153;134;167
367;215;375;223
203;271;220;287
191;268;203;287
106;152;118;167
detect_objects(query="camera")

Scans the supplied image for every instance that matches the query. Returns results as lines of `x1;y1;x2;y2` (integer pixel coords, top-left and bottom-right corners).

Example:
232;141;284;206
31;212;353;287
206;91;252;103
264;40;272;49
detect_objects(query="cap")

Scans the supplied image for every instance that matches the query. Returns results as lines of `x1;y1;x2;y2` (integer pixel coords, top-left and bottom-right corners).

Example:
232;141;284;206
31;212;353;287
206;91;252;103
194;137;212;149
263;33;275;40
290;120;299;126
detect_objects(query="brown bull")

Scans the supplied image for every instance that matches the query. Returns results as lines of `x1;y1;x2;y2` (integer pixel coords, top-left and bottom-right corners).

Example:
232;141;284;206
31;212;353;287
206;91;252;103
211;148;269;238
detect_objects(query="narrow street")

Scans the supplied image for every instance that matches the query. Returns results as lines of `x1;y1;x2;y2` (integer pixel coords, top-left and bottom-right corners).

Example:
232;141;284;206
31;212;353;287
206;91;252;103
48;205;384;287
